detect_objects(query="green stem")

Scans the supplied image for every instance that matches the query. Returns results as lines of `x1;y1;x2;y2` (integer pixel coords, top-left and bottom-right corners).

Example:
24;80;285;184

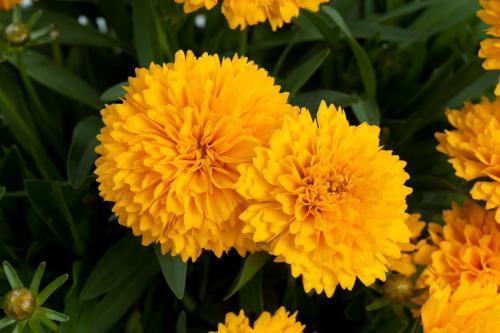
238;29;248;55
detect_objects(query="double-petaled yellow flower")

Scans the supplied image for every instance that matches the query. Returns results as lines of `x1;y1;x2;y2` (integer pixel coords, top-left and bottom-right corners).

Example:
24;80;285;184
478;0;500;94
435;98;500;223
211;307;305;333
421;282;500;333
95;50;296;262
236;102;412;297
175;0;329;30
418;201;500;290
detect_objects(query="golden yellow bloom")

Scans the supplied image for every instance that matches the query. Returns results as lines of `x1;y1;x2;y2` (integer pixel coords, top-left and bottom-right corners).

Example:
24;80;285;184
0;0;20;10
236;102;412;297
478;0;500;36
419;201;500;290
478;1;500;94
387;214;426;276
421;282;500;333
175;0;329;30
435;98;500;222
211;307;305;333
95;50;296;261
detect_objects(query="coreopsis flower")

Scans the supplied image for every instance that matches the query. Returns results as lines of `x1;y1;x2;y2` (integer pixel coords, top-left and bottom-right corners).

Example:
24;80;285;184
387;214;426;276
0;0;20;10
211;307;305;333
236;102;412;297
175;0;329;30
478;0;500;36
95;50;296;262
478;1;500;94
421;282;500;333
418;201;500;290
435;98;500;222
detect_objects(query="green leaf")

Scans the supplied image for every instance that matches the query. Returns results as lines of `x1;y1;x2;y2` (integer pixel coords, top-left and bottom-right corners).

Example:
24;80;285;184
175;312;186;333
0;187;5;201
8;51;101;109
2;261;24;288
366;297;390;311
224;252;271;300
37;274;68;306
238;273;263;314
25;180;84;254
0;317;15;330
89;258;157;333
67;117;101;189
39;307;69;322
290;89;358;110
28;318;43;333
80;236;150;300
30;262;46;295
154;246;187;300
12;320;26;333
100;82;128;103
132;0;162;67
352;98;381;124
283;49;330;96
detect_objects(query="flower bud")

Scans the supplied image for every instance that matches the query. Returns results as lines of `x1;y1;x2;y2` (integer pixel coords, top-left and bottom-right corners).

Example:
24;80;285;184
383;274;414;302
3;288;36;320
4;22;30;46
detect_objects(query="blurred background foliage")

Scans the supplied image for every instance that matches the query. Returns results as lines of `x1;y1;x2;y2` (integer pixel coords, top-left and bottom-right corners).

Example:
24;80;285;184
0;0;491;332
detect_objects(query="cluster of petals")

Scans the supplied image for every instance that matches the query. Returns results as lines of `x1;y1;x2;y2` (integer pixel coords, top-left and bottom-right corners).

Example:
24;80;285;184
0;0;20;10
387;214;436;276
478;0;500;94
421;282;500;333
418;200;500;291
211;307;305;333
435;97;500;223
236;102;412;297
175;0;329;30
95;50;295;262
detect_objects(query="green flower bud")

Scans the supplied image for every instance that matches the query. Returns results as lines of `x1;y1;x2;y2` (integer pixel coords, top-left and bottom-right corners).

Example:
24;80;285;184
3;287;36;320
383;274;414;302
4;22;30;46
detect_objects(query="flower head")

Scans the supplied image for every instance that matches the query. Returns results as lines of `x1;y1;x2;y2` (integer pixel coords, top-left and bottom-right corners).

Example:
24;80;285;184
0;0;20;11
418;201;500;290
478;0;500;36
175;0;329;30
435;98;500;222
211;307;304;333
95;50;296;262
236;102;412;297
421;282;500;333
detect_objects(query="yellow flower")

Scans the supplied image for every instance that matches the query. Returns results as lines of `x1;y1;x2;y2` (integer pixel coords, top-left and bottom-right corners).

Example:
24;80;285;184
435;98;500;222
236;102;412;297
211;307;305;333
0;0;20;10
95;50;296;262
387;214;426;276
421;282;500;333
418;201;500;291
175;0;329;31
478;1;500;94
478;0;500;36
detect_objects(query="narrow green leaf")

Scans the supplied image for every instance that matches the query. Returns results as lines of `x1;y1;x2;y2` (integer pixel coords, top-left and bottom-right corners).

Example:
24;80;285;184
0;187;5;201
39;308;69;322
374;1;432;23
366;297;390;311
26;10;43;28
37;274;68;306
12;320;27;333
224;252;271;300
175;311;187;333
352;98;381;124
25;180;84;254
283;49;330;96
290;89;358;111
8;51;102;109
39;315;59;331
2;261;24;288
238;273;263;314
67;117;101;189
80;236;149;300
0;316;15;330
28;318;43;333
30;262;46;295
132;0;162;67
100;82;128;103
155;246;187;300
89;258;157;333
